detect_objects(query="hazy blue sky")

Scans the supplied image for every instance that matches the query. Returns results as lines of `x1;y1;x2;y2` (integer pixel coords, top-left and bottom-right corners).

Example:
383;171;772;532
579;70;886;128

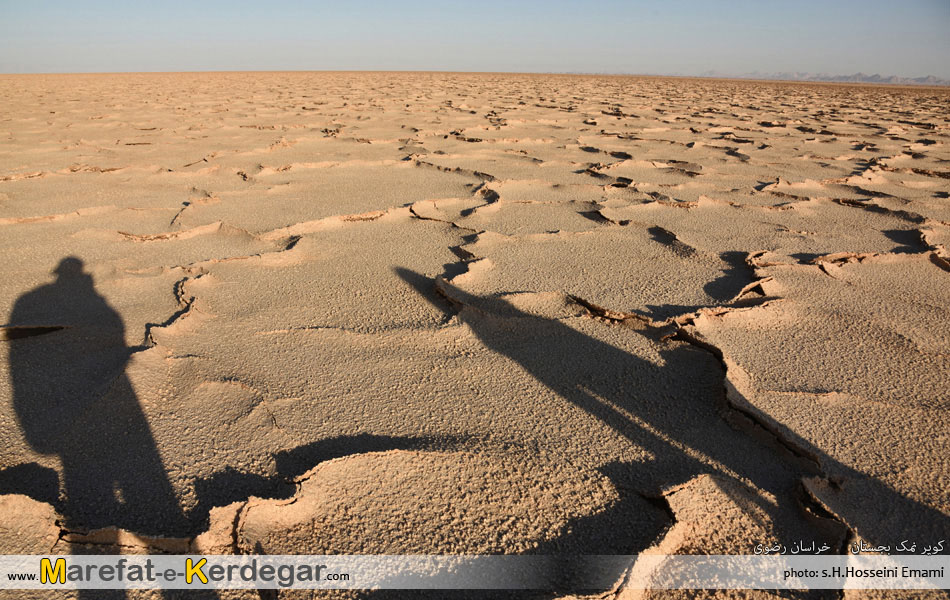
2;0;948;77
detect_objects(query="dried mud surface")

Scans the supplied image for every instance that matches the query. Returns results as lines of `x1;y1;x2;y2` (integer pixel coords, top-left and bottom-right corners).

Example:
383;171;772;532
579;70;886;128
0;72;948;598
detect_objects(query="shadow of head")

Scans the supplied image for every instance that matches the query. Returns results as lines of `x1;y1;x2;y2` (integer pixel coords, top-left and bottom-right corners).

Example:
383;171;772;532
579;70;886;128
53;256;85;277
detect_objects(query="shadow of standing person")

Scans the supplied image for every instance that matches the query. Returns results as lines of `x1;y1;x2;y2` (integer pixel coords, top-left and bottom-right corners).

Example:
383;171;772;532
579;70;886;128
394;267;949;593
7;257;194;598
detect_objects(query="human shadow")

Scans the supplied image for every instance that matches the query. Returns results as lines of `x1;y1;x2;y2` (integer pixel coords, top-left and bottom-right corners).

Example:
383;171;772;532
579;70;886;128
5;257;194;598
394;268;949;596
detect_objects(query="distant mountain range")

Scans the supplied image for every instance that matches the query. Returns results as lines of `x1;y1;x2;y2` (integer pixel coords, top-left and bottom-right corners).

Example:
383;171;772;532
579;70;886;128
696;70;950;86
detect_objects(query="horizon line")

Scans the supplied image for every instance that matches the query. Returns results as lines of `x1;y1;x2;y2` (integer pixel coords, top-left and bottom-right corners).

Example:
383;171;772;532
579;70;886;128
2;69;948;88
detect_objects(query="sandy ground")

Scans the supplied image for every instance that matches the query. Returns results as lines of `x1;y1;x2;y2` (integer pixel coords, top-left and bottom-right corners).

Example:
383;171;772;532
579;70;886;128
0;72;948;598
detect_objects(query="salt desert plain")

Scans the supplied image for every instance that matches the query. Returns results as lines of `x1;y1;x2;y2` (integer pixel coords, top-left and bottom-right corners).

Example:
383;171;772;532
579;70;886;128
0;72;948;595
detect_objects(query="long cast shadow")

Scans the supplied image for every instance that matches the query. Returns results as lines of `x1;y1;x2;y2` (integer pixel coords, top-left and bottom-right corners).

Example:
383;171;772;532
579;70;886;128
397;267;823;530
395;267;950;595
5;257;195;599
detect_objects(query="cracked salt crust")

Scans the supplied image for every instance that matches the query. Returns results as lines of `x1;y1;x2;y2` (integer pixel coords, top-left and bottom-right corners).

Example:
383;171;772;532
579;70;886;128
0;73;948;589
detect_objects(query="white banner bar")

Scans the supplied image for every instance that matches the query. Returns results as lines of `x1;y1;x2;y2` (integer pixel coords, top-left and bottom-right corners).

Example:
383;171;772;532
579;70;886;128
0;555;946;590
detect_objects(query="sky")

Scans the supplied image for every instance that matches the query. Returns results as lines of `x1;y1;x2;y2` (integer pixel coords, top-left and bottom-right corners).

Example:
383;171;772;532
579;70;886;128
1;0;948;78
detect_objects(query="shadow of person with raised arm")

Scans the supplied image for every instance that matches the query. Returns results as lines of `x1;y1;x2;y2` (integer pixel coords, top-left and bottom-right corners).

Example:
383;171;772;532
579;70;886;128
395;268;950;595
6;257;195;598
396;267;827;530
